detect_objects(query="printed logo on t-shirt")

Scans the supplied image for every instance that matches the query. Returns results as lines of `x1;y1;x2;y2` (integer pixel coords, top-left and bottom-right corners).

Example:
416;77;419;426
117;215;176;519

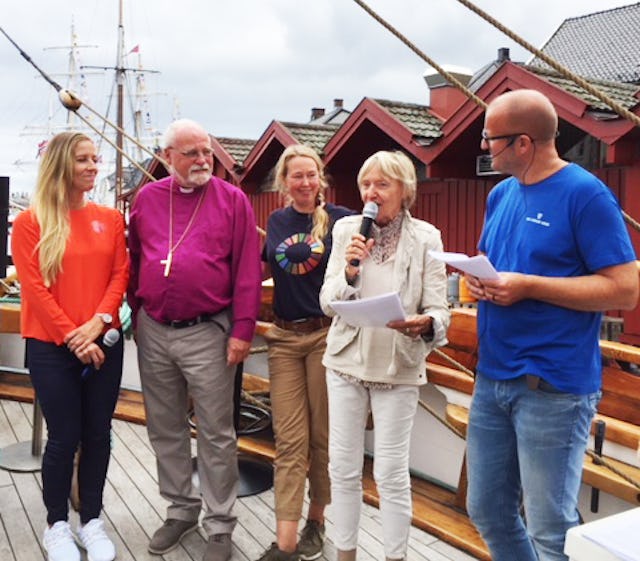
275;233;325;275
525;212;550;227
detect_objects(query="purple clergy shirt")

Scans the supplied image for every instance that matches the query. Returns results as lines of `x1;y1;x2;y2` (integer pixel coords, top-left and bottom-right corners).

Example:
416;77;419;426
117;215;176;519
127;176;261;342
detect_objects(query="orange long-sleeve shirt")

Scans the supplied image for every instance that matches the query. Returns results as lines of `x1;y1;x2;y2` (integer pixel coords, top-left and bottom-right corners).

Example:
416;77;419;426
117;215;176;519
11;203;129;345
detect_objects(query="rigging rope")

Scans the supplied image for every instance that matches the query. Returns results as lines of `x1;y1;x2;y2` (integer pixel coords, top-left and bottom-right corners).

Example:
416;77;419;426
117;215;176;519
351;0;486;110
586;448;640;492
417;398;466;439
0;27;167;186
432;347;475;378
351;0;640;232
455;0;640;128
66;103;158;183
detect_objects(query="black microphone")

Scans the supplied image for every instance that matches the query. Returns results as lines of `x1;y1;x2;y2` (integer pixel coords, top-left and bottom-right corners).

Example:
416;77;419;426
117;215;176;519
349;201;379;267
81;328;120;378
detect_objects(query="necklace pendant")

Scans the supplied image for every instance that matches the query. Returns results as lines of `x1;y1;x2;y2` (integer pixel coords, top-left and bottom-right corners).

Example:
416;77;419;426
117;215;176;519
161;252;173;277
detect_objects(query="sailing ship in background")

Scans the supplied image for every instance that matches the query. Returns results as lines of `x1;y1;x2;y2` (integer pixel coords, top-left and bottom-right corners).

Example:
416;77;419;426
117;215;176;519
9;0;172;213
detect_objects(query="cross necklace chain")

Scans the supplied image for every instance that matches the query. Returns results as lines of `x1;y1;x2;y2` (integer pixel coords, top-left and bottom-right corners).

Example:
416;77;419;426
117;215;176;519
161;180;207;277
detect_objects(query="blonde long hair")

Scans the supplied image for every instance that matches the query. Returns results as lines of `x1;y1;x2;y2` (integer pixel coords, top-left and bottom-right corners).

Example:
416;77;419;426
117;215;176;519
31;132;91;287
273;144;330;242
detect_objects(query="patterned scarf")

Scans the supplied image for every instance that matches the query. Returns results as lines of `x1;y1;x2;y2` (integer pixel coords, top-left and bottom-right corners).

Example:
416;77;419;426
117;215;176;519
370;211;404;264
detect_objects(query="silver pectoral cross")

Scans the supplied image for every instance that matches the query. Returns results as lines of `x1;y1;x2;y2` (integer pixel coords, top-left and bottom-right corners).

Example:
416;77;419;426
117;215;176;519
161;251;173;277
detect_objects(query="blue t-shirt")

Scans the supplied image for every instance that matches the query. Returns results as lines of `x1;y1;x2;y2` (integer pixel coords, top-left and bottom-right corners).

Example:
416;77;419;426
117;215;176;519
477;163;636;394
262;203;354;321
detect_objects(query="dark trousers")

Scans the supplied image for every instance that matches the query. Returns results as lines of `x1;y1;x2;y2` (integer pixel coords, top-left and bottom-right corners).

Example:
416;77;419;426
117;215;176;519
26;335;123;525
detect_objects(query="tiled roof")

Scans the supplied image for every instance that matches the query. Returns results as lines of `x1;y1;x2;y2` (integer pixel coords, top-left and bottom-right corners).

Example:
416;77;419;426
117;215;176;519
108;156;156;193
216;137;255;164
279;122;339;154
309;108;351;126
529;3;640;84
374;99;443;144
526;65;640;114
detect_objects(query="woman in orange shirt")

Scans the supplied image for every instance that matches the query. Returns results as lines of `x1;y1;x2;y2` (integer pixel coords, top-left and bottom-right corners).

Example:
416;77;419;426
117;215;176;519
11;132;129;561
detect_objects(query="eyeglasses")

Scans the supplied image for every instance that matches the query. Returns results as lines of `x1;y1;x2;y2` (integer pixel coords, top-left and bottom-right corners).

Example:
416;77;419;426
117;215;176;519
481;130;527;143
171;147;214;159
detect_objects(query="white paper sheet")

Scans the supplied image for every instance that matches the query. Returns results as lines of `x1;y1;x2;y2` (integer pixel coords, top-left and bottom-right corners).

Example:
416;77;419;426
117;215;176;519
429;250;499;280
580;509;640;561
329;291;406;328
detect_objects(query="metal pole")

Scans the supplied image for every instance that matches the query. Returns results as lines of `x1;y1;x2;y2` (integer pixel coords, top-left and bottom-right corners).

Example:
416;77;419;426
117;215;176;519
115;0;125;211
0;177;9;277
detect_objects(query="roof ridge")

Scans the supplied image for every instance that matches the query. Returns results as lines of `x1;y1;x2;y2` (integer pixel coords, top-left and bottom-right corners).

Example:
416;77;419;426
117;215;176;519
563;2;640;23
525;64;640;91
374;98;429;109
279;120;339;130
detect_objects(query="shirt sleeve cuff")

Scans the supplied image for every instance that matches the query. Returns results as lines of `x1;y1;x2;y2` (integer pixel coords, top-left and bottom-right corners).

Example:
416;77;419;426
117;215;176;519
231;318;256;342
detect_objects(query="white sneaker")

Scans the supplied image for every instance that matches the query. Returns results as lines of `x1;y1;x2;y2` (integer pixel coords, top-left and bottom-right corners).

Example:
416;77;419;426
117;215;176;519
76;518;116;561
43;521;81;561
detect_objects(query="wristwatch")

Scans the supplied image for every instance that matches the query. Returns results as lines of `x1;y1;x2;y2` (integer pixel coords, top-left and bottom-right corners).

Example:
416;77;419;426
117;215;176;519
96;313;113;325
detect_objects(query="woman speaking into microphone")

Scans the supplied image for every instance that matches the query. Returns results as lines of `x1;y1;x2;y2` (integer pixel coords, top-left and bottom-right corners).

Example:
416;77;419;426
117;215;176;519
320;150;450;561
11;131;128;561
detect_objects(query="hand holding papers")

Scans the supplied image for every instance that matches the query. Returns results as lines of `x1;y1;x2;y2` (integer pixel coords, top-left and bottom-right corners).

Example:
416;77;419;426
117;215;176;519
429;250;499;280
330;292;405;328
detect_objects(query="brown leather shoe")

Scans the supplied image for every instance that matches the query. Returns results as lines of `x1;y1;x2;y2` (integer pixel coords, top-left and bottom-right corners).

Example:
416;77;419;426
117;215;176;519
204;533;232;561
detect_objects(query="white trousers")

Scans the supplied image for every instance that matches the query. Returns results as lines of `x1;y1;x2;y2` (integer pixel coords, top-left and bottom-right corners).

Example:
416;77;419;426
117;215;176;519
327;370;419;559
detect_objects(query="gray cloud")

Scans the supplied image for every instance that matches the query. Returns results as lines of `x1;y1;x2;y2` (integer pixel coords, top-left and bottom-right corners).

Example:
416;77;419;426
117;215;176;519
0;0;631;193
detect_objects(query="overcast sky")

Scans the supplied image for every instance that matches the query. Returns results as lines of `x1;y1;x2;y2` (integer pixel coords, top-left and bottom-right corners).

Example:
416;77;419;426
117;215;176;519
0;0;633;194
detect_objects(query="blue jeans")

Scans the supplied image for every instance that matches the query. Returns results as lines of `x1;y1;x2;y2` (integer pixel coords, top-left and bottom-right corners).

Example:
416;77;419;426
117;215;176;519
466;373;599;561
27;336;123;525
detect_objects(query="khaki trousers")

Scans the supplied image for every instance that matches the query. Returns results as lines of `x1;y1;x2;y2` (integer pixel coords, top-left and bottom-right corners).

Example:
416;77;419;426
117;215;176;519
136;308;238;536
265;324;331;520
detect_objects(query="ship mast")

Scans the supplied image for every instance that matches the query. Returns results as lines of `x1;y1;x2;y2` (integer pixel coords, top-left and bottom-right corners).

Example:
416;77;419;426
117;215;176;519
82;0;160;210
1;15;166;209
114;0;125;211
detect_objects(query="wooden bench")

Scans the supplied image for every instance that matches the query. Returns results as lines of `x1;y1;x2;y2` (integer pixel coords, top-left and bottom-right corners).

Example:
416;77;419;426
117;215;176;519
429;308;640;508
445;404;640;505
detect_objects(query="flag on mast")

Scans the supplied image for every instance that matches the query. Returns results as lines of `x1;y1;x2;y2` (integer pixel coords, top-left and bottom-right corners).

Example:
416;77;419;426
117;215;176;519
36;140;49;158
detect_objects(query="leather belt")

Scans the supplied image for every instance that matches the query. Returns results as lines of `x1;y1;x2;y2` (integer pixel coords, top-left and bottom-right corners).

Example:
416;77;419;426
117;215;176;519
525;374;561;393
526;374;542;390
274;316;332;334
163;313;223;330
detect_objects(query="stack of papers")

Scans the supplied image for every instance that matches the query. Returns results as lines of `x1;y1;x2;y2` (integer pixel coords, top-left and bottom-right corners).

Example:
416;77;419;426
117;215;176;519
582;512;640;561
428;250;499;280
565;508;640;561
330;292;405;328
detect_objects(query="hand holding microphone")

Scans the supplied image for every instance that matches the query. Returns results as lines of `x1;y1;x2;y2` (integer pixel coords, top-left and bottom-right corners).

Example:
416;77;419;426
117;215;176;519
349;201;379;267
81;328;120;378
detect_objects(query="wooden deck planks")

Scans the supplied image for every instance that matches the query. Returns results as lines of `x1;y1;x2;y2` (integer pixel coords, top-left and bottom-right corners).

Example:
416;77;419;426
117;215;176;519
0;484;45;561
0;399;479;561
0;520;15;561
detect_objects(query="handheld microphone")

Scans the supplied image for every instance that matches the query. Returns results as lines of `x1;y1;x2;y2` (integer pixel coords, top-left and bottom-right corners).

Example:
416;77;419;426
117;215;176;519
81;328;120;378
349;201;378;267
